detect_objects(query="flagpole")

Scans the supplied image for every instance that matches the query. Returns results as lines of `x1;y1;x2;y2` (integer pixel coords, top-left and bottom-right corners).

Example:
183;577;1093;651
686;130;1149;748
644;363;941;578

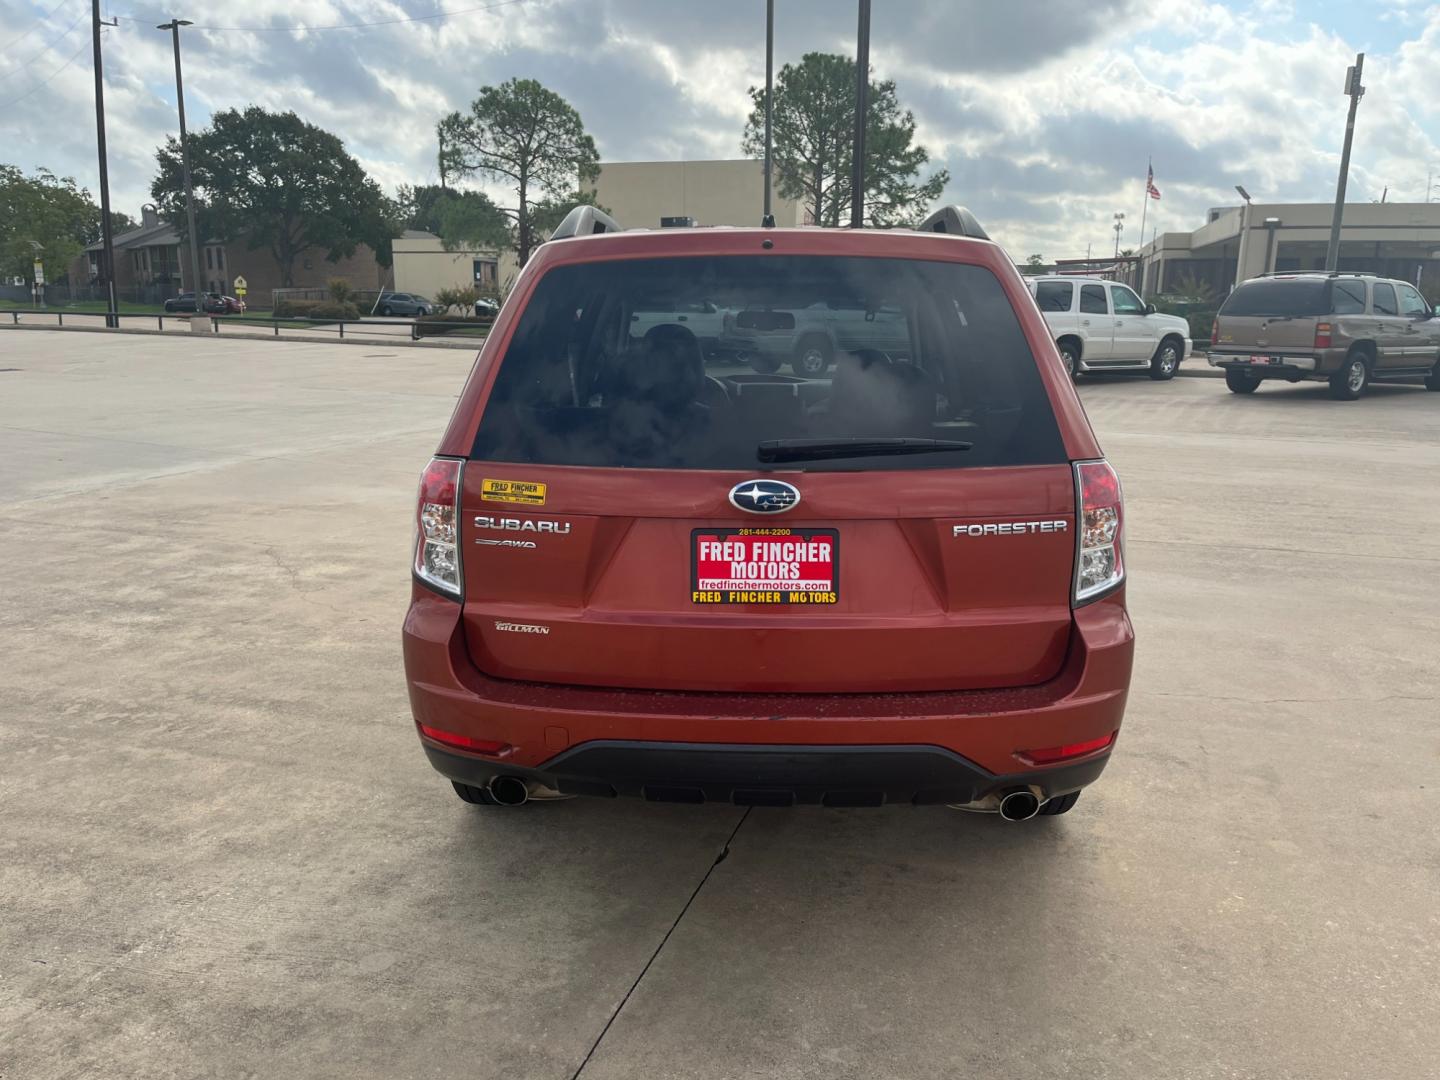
1139;158;1150;255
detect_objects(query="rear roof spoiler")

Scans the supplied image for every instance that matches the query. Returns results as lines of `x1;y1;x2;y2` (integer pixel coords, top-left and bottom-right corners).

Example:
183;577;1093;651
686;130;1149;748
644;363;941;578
915;205;991;241
549;205;623;242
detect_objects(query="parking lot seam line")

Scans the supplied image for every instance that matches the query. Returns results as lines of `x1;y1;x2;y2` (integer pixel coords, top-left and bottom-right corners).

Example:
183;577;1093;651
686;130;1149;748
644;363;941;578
568;807;753;1080
1129;537;1440;564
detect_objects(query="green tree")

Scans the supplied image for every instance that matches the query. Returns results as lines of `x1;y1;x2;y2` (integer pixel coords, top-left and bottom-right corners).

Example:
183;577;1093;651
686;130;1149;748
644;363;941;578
150;107;395;287
1165;271;1219;305
1022;254;1048;276
438;78;600;265
395;183;512;252
741;53;948;227
0;165;105;284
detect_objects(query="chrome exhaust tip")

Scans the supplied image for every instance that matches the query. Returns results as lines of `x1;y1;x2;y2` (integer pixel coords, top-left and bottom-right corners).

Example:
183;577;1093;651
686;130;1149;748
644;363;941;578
487;775;530;806
997;789;1041;822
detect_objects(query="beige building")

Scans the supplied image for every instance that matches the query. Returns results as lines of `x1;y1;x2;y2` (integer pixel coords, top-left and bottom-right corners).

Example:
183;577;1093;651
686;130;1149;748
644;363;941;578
393;162;802;296
391;230;518;299
593;159;805;230
1136;202;1440;297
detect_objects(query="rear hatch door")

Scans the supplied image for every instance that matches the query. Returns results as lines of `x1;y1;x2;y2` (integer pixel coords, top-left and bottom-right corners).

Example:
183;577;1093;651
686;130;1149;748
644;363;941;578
459;252;1078;694
1216;277;1329;354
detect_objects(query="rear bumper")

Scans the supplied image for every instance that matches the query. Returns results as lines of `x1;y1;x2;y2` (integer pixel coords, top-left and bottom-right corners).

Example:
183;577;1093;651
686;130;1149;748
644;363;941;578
1209;352;1321;376
402;585;1133;799
424;740;1112;807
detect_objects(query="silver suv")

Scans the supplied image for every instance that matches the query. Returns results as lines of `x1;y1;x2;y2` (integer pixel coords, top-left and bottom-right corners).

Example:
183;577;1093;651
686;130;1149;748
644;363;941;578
1209;273;1440;399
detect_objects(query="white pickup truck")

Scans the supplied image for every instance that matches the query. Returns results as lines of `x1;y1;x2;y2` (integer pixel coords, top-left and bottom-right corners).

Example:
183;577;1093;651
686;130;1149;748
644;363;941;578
1026;276;1191;379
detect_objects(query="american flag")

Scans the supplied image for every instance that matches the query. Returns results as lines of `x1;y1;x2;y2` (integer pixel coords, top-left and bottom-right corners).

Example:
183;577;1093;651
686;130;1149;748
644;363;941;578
1146;164;1162;201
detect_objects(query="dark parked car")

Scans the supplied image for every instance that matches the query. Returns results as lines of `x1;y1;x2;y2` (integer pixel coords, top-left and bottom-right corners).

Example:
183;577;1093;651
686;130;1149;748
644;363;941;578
402;204;1133;820
377;292;433;316
164;291;230;314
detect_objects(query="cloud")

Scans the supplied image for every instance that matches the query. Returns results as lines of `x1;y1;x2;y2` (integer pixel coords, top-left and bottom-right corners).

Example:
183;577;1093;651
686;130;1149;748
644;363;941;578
1;0;1437;260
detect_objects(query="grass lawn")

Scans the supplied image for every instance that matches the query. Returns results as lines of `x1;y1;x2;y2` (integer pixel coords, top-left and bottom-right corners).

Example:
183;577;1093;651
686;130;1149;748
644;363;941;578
1;299;167;314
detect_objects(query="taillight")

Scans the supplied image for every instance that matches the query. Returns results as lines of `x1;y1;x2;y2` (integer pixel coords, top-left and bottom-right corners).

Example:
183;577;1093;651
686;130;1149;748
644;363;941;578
414;456;463;597
1019;732;1117;766
1073;459;1124;605
1210;316;1219;346
1314;321;1332;349
417;724;509;756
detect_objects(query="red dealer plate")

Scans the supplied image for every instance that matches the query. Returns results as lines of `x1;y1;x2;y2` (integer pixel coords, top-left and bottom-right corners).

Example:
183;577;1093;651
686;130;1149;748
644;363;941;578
691;527;839;605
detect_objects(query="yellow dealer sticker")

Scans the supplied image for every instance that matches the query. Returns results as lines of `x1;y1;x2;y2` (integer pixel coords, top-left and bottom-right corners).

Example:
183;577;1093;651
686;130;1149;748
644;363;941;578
481;478;547;505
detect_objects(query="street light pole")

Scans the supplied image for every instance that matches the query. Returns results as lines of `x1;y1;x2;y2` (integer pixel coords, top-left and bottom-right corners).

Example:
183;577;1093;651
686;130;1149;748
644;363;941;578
91;0;119;326
762;0;774;227
1325;52;1365;271
1233;184;1253;288
849;0;871;228
1112;212;1125;261
158;19;203;301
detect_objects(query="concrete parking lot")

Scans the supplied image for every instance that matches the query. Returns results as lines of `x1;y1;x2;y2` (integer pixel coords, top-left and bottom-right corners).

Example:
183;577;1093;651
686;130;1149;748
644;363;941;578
2;331;1437;1079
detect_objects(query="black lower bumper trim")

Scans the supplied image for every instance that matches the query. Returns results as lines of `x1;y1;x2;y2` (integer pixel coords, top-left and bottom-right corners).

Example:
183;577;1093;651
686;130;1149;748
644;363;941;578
423;740;1111;807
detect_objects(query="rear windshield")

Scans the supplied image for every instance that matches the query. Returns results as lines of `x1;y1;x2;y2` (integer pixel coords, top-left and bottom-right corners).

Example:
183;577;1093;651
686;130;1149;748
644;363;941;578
1219;279;1329;317
470;256;1064;472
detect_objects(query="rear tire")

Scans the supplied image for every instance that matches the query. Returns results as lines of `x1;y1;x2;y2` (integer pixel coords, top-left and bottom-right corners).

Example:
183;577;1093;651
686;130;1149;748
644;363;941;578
380;305;392;317
1329;351;1370;400
1225;369;1260;394
1149;337;1182;380
1426;356;1440;391
452;780;498;805
1039;791;1080;816
791;334;834;377
1058;339;1082;378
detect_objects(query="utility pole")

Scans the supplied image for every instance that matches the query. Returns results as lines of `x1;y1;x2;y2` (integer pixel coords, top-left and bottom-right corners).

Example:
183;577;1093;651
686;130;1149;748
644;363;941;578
1112;212;1125;260
761;0;774;227
157;20;203;302
849;0;871;228
438;128;447;191
1325;52;1364;272
91;0;119;326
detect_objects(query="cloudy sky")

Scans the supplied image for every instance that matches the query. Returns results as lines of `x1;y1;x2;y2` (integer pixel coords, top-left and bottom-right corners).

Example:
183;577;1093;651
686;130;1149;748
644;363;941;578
3;0;1439;259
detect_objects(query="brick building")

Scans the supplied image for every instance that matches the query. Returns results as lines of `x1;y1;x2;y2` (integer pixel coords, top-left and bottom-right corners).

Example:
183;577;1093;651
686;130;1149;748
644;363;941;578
72;206;391;305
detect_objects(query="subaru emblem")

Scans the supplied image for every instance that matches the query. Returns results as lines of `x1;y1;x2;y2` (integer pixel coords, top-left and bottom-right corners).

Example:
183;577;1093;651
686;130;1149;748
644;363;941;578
728;479;801;514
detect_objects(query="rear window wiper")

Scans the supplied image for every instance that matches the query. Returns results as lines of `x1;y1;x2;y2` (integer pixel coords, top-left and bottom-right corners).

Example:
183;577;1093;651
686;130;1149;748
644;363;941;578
757;436;974;463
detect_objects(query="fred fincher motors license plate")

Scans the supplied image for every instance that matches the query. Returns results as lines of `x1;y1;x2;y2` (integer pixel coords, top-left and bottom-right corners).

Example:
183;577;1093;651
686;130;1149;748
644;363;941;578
691;527;839;605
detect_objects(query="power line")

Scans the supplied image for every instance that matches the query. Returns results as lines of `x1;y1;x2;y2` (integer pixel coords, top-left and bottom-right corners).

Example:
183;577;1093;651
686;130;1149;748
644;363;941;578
0;0;75;50
114;0;525;33
0;33;94;110
0;8;88;82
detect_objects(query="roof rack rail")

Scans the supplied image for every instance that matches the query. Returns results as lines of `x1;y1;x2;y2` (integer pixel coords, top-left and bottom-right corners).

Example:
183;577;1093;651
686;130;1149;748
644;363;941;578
914;205;991;241
549;205;623;242
1251;270;1378;279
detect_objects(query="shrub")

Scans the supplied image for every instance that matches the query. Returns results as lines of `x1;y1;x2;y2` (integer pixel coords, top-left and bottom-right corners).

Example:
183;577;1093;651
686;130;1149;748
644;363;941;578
327;278;356;307
273;297;361;320
414;312;490;337
433;285;480;315
1186;309;1218;343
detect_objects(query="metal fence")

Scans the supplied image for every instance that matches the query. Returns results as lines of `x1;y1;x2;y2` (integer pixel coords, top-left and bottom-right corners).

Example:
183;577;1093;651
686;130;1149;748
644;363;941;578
0;283;183;307
3;308;493;342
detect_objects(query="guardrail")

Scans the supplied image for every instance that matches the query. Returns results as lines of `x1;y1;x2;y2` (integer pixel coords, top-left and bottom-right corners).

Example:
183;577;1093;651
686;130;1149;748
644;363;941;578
4;309;494;341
